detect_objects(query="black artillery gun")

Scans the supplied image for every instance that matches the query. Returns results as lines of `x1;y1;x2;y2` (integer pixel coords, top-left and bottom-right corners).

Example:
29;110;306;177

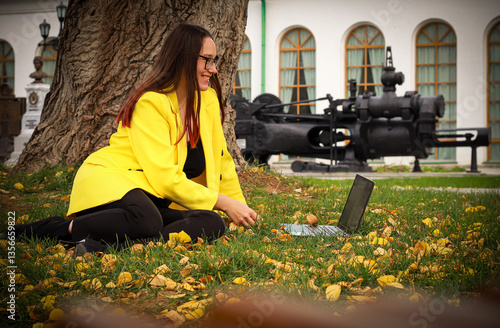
232;47;490;173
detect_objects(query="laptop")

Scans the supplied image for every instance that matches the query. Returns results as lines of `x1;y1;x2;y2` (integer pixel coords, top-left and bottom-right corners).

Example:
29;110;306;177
282;174;375;237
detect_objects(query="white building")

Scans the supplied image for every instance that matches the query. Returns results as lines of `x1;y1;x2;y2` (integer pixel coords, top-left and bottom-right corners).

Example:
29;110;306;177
1;0;499;167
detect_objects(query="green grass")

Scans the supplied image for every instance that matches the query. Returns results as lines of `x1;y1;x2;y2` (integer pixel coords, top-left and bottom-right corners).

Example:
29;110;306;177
1;164;499;327
299;176;500;189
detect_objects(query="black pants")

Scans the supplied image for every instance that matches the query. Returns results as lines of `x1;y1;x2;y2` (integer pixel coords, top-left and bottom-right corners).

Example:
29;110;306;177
71;188;225;244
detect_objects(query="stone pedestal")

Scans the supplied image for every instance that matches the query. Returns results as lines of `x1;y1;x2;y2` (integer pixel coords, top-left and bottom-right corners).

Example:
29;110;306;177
8;83;50;164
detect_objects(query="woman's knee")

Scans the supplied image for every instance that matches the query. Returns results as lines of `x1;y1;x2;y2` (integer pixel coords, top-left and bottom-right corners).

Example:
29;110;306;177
120;189;163;232
189;210;226;240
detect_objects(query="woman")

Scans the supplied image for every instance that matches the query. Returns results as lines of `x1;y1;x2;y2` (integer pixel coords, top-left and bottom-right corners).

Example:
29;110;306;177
14;23;258;253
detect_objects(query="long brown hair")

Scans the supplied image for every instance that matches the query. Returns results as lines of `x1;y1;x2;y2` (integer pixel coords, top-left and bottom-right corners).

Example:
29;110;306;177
115;23;225;148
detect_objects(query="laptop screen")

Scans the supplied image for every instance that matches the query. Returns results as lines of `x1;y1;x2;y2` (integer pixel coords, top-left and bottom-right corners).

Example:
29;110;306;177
337;174;375;234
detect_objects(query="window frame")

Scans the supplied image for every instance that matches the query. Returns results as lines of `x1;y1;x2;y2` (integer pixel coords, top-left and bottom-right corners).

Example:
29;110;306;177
344;24;385;97
415;22;457;160
279;27;316;115
232;35;252;101
0;40;15;88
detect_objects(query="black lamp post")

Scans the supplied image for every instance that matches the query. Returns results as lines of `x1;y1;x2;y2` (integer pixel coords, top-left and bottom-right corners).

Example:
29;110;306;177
56;1;67;36
38;2;67;49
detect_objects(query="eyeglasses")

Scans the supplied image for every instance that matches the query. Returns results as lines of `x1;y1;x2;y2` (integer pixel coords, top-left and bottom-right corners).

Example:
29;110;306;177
199;55;221;70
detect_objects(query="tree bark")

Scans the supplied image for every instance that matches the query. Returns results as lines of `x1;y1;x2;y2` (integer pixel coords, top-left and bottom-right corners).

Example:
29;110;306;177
12;0;249;173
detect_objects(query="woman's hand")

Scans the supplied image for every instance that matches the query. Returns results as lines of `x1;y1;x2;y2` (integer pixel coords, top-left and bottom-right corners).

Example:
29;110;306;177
214;194;259;227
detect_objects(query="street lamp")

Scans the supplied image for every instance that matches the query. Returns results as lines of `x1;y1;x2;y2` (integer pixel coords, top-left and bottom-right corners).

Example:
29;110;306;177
38;1;67;49
56;1;67;36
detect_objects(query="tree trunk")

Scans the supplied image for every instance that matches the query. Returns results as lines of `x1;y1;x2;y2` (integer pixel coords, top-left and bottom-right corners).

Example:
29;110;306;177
12;0;249;173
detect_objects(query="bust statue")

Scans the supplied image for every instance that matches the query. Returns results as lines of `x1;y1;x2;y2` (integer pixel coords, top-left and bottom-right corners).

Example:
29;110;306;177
29;56;48;83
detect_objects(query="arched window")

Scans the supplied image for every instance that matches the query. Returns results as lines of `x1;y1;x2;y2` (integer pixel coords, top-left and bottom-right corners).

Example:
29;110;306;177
416;22;457;160
0;40;14;89
39;42;57;85
233;35;252;101
279;28;316;114
488;21;500;160
345;25;385;97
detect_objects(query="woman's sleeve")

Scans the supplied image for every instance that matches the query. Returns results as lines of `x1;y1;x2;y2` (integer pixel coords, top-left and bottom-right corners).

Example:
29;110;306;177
127;92;219;210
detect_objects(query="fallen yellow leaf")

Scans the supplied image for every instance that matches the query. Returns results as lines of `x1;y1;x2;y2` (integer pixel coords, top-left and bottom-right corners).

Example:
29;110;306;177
49;308;64;321
422;218;433;227
90;278;102;290
150;274;169;287
325;284;341;301
377;275;397;287
385;282;405;289
130;244;144;253
116;272;132;286
41;295;56;311
185;308;204;321
232;277;247;284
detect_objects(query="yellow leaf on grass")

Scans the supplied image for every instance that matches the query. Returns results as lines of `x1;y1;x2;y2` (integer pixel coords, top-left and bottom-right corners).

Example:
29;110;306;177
41;295;56;311
14;183;24;190
340;242;353;253
116;272;132;286
436;246;453;255
101;255;117;272
422;218;433;227
54;280;77;288
130;244;144;253
49;308;64;321
233;277;247;285
169;231;192;244
325;284;341;301
106;282;116;288
307;278;319;290
385;282;405;289
150;274;170;287
154;264;171;274
177;299;210;312
90;278;102;290
76;263;90;272
373;247;386;256
185;308;204;321
183;283;195;292
15;274;27;284
414;241;430;257
377;275;397;287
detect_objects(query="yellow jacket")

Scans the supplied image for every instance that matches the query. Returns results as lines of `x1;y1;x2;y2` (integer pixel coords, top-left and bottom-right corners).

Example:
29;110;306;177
67;89;245;216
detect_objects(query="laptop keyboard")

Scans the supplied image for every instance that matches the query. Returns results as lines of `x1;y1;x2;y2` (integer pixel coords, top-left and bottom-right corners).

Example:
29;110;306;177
308;225;341;235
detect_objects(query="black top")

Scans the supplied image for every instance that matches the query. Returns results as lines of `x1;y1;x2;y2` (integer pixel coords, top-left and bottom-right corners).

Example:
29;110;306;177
183;139;205;179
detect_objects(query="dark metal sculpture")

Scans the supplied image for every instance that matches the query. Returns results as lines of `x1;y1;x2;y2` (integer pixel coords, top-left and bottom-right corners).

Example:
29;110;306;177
232;47;490;173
